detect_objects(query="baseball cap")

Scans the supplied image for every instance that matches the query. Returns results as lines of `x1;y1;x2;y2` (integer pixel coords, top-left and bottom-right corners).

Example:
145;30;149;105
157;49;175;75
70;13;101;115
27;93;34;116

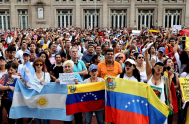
38;40;44;46
133;51;139;56
89;64;98;71
124;59;136;65
111;40;116;44
155;61;164;66
158;47;165;53
23;50;30;56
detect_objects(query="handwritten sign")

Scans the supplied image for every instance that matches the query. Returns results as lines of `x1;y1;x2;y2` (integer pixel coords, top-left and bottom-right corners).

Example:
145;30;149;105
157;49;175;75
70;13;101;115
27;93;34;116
179;77;189;101
185;37;189;51
59;73;75;84
27;78;44;93
173;25;181;31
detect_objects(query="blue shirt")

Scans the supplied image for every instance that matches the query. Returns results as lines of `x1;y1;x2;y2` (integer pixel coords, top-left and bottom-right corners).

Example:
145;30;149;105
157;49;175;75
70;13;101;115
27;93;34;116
51;51;59;58
72;59;87;73
74;73;82;82
82;53;95;64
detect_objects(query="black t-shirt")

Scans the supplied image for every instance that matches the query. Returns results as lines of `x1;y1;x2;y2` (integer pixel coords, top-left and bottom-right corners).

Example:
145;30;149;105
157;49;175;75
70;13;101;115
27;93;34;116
50;64;63;79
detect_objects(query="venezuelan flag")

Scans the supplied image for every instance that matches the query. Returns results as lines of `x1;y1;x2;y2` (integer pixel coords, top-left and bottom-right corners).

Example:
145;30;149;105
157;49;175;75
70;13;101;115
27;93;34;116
105;76;170;124
66;82;105;115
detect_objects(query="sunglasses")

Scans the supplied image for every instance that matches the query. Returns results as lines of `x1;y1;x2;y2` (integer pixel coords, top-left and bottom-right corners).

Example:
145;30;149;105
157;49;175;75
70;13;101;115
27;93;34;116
35;64;43;67
116;57;123;59
131;51;135;53
138;57;144;59
155;65;163;68
125;63;132;67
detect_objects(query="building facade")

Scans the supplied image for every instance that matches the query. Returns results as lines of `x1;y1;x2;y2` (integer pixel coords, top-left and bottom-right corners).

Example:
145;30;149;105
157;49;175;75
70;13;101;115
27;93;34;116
0;0;188;30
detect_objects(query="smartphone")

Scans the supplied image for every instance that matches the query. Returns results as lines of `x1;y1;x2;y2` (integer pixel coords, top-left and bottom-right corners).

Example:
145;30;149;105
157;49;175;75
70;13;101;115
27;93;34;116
182;37;186;41
167;66;171;71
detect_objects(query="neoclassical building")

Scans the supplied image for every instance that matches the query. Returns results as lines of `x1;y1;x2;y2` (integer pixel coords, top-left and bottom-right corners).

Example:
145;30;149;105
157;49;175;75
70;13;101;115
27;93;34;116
0;0;188;29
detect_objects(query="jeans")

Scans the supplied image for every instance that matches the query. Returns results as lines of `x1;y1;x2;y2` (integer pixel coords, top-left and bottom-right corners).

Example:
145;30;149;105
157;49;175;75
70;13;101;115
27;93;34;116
84;110;104;124
0;99;23;124
36;119;50;124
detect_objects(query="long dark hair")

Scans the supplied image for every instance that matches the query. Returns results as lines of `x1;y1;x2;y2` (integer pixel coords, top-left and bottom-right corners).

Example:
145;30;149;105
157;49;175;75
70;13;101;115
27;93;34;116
119;65;141;82
183;61;189;73
39;52;51;72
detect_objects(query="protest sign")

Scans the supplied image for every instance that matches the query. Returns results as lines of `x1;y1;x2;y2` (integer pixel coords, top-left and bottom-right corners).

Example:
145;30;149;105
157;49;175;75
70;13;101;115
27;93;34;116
185;37;189;51
59;73;75;84
173;25;181;31
179;77;189;101
27;78;44;93
132;30;140;35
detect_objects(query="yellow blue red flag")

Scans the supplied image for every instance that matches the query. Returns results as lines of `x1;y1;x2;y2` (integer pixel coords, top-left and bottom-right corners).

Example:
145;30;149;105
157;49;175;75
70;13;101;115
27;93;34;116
105;76;170;124
66;82;105;115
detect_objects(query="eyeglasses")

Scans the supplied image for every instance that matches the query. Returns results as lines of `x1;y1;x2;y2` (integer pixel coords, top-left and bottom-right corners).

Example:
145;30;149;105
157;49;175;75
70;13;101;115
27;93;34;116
138;57;144;59
125;63;132;67
116;57;123;59
35;64;43;67
155;65;163;68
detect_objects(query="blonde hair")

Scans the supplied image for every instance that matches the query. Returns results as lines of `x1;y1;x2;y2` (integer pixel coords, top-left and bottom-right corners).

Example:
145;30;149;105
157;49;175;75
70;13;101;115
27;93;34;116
63;60;74;68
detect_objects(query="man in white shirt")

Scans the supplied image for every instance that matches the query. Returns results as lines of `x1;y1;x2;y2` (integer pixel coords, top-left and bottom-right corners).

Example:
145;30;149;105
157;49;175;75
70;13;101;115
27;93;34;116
15;42;28;63
6;32;13;45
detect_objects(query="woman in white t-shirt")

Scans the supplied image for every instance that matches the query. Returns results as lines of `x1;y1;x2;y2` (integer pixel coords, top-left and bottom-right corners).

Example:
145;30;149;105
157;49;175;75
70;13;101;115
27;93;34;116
117;59;143;82
0;56;7;78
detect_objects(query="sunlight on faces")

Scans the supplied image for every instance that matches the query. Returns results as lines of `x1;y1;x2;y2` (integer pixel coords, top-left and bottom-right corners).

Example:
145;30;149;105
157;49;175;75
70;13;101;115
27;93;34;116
125;62;135;73
40;54;46;61
136;54;144;64
89;69;98;77
64;63;73;73
154;64;164;74
55;54;61;63
8;67;16;77
105;52;114;62
165;59;174;69
35;62;43;71
115;54;123;63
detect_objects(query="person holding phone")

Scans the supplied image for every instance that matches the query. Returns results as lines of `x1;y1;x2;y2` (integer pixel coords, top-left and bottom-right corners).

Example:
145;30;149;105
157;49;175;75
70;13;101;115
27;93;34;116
164;58;179;124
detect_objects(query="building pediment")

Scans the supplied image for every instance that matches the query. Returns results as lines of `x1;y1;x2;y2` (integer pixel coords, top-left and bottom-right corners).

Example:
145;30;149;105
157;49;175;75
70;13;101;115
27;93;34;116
34;0;46;6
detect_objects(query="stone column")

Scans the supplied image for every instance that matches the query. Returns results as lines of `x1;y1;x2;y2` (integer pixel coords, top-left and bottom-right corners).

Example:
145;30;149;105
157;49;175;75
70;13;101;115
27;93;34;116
157;0;163;26
28;0;32;28
130;0;135;28
10;0;16;28
75;0;81;28
185;0;189;27
102;0;108;28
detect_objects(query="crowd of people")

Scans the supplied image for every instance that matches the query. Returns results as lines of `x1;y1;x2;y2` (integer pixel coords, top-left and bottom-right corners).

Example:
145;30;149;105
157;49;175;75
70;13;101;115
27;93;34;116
0;25;188;124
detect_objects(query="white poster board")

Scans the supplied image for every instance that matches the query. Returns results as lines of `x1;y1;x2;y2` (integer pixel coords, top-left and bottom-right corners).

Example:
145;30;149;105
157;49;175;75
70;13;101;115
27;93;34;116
173;25;181;31
132;30;141;36
59;73;75;84
38;8;43;19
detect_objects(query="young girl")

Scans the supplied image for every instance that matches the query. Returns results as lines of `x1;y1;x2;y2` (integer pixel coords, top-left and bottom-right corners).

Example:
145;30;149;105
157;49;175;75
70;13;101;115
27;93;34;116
0;63;23;124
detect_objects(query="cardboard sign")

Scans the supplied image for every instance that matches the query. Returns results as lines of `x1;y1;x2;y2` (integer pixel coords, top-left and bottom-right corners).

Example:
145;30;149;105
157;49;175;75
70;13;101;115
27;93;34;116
27;78;44;93
179;77;189;101
59;73;75;84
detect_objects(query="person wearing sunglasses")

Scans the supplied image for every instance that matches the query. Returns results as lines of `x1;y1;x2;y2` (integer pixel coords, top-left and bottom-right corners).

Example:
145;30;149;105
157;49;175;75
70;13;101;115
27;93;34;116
114;53;125;71
81;64;104;124
151;47;166;67
135;53;147;83
32;58;50;124
145;49;173;124
117;59;142;82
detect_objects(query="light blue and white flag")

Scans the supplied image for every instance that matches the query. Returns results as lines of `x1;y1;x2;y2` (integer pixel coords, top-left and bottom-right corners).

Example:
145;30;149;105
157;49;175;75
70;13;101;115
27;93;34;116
9;79;74;121
20;61;35;82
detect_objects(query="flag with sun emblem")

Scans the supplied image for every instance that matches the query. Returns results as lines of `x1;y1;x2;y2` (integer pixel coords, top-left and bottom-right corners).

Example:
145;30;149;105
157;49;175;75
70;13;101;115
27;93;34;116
105;76;170;124
9;79;74;121
66;81;105;115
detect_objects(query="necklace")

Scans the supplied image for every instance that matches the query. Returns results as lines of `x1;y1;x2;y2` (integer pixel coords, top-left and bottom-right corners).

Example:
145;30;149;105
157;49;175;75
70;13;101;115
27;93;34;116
154;76;161;85
90;77;98;82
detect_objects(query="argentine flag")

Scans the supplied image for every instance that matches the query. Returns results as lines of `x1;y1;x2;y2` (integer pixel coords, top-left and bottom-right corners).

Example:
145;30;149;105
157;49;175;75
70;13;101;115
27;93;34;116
9;79;74;121
20;61;35;82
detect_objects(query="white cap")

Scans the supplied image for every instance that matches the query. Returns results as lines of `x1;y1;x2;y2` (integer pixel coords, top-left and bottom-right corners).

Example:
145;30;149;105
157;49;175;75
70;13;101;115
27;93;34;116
124;59;136;65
